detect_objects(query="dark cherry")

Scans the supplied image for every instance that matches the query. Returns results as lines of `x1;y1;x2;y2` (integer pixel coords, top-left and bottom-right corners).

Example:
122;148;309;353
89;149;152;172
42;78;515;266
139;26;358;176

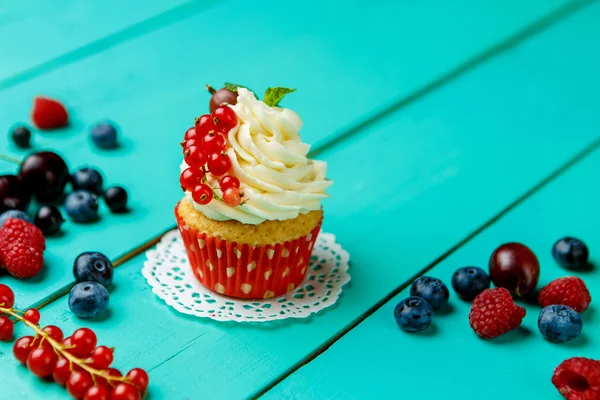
0;175;31;213
489;242;540;297
207;85;237;113
103;186;128;213
18;151;70;203
34;205;65;235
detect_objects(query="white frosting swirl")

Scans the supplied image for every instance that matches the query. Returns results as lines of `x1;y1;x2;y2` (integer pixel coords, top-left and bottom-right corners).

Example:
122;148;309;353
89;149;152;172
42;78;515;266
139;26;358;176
183;88;332;225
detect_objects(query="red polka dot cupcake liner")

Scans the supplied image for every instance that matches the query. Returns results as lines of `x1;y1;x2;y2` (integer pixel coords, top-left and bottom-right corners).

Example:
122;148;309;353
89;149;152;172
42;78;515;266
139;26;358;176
175;206;322;299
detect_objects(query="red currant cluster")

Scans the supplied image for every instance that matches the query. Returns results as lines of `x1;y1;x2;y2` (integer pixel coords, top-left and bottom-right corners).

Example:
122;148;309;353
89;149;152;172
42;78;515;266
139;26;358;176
180;105;244;207
0;284;149;400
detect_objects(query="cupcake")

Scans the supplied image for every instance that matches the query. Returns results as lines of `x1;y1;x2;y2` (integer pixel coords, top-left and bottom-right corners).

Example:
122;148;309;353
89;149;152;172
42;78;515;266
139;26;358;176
176;86;332;299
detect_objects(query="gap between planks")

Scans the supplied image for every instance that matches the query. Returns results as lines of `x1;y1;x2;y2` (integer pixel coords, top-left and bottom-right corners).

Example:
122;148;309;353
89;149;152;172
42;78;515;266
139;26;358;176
0;0;224;91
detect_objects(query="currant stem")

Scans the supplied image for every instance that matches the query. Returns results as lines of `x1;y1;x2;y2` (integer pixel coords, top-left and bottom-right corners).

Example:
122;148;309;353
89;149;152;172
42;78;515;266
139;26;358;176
206;84;216;95
0;306;132;387
0;154;22;165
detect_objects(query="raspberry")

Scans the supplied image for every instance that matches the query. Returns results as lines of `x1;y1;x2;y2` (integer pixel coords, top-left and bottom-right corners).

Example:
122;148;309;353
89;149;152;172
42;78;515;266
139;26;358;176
0;218;45;279
31;96;68;130
538;277;591;313
468;287;526;339
552;357;600;399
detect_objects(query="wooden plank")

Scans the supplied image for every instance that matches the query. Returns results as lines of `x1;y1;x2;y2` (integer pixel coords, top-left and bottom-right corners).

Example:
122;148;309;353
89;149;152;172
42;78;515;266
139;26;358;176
1;3;599;397
0;0;573;309
264;139;600;400
0;0;209;83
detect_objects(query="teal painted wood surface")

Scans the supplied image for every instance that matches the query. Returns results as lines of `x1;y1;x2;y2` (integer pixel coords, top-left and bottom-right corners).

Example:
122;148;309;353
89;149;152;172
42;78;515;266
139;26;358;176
266;141;600;400
0;0;572;309
1;2;599;397
0;0;207;83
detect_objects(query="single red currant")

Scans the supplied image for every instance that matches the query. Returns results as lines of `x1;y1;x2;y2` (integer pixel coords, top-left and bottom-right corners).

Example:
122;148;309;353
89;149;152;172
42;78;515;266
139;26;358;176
52;357;71;386
111;383;141;400
0;284;15;308
194;114;215;137
201;131;227;154
212;105;237;133
182;138;198;151
85;385;111;400
0;316;14;341
192;184;213;205
207;152;231;176
27;346;58;377
23;308;41;324
219;175;240;190
67;370;94;399
42;325;64;342
222;187;242;207
179;168;202;192
97;367;122;388
13;335;34;365
88;346;114;369
184;127;197;141
184;145;208;169
71;328;97;357
126;368;149;392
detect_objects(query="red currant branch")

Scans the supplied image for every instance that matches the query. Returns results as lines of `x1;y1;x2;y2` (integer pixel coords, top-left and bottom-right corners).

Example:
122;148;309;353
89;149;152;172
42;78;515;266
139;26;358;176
0;154;22;165
0;305;132;388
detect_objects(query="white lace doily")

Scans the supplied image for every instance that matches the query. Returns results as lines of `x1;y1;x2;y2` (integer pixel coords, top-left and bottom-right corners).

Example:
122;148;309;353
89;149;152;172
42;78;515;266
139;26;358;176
142;230;350;322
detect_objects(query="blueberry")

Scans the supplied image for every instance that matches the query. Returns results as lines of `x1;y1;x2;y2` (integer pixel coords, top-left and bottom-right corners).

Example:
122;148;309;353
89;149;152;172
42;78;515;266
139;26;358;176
34;205;65;235
71;167;103;194
10;126;31;148
410;276;449;310
552;237;589;270
394;297;433;332
74;252;113;287
104;186;128;213
451;267;490;300
538;305;582;343
90;122;118;149
0;209;32;226
64;190;99;223
68;281;109;318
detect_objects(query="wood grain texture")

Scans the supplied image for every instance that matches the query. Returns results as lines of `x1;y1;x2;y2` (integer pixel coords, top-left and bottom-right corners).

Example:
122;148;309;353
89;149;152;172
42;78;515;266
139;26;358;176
0;0;571;310
265;139;600;400
1;2;598;396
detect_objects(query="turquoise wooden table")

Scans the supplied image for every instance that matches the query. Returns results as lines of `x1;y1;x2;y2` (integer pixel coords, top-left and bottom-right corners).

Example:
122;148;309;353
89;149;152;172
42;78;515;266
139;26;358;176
0;0;598;398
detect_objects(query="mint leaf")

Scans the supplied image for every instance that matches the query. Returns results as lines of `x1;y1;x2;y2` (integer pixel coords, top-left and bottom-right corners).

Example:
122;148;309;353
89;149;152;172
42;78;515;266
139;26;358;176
263;87;296;107
224;82;254;95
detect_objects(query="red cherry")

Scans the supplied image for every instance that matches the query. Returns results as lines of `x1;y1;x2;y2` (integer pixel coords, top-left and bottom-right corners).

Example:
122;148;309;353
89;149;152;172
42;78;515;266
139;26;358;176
184;145;208;169
0;284;15;308
219;175;240;191
71;328;97;357
88;346;114;369
201;131;227;154
207;153;231;176
212;105;237;133
27;346;58;377
13;335;34;364
85;385;111;400
52;357;71;385
67;371;94;399
111;383;141;400
192;184;213;205
0;316;14;341
184;127;197;141
194;114;215;137
126;368;149;392
489;242;540;297
222;187;241;207
23;308;41;324
42;325;64;342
